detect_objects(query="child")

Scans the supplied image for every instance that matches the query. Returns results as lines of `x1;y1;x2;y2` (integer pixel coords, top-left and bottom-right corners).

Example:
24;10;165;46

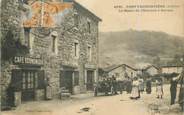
156;79;163;99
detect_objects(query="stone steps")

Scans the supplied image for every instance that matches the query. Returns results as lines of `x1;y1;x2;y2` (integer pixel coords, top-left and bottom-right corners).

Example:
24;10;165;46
60;88;71;99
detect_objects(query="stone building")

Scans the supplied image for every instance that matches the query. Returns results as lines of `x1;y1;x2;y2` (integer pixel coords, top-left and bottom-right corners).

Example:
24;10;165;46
102;64;137;80
160;65;183;74
143;65;159;76
1;0;101;107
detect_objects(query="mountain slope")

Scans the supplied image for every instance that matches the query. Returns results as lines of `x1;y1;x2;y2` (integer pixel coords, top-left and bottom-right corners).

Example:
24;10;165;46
99;30;184;68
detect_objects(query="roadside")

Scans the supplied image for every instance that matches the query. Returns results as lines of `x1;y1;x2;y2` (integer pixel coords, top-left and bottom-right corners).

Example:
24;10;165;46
142;84;183;115
1;85;183;115
1;91;108;115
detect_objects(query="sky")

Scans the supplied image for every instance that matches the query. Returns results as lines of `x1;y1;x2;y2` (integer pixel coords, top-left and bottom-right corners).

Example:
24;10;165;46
76;0;184;37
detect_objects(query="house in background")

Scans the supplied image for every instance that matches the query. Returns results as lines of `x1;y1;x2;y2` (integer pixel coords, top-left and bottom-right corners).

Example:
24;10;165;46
102;64;137;80
122;64;137;79
143;65;160;76
102;65;121;77
160;65;183;74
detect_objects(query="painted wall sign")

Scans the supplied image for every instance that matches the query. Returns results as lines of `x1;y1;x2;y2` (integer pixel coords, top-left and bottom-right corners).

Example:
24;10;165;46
85;64;96;69
14;56;43;65
21;0;73;27
62;61;78;67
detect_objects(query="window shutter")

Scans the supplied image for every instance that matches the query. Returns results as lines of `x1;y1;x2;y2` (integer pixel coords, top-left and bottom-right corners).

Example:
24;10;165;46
74;71;79;86
11;69;22;91
37;70;45;89
60;71;65;87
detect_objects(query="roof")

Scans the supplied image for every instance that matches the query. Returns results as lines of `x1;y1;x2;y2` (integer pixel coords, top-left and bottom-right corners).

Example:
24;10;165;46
73;1;102;22
144;65;159;70
124;64;137;71
161;65;183;68
159;62;183;68
103;65;120;72
103;64;137;72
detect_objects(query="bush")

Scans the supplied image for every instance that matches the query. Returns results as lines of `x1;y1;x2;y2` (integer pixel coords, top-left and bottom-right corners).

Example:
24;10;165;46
1;29;29;61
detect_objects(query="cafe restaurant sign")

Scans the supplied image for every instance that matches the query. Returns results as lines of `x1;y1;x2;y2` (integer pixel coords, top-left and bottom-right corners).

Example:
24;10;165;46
13;56;43;65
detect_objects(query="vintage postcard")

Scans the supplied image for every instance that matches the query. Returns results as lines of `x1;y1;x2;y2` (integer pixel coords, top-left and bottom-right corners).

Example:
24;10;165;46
0;0;184;115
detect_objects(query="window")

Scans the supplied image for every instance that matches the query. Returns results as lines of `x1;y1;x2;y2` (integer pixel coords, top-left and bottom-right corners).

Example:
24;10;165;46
87;22;91;33
22;71;35;90
24;28;34;53
74;42;79;58
22;72;26;89
24;27;30;47
131;72;133;77
27;72;34;89
74;14;79;27
29;34;34;53
51;32;58;54
115;73;120;77
87;45;92;61
35;72;38;88
12;70;45;91
52;35;56;52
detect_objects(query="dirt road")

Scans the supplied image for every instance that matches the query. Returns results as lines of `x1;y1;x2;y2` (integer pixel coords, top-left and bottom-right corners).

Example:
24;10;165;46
1;85;183;115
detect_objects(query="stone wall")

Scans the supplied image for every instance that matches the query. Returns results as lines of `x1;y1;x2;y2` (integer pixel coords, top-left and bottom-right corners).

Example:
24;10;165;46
29;28;61;98
1;0;22;108
1;0;21;39
58;6;99;92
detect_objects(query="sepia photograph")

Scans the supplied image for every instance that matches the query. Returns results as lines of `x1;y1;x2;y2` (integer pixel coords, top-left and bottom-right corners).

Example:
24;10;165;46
0;0;184;115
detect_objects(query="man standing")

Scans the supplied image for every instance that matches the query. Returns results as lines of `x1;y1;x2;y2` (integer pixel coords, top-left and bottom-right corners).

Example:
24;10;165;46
112;75;118;94
126;77;132;93
170;76;178;105
178;69;184;111
146;77;152;94
45;77;52;100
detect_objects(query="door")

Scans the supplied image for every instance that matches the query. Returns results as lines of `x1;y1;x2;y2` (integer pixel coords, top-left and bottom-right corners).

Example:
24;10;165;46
87;70;94;90
61;71;73;94
21;70;37;101
11;69;44;102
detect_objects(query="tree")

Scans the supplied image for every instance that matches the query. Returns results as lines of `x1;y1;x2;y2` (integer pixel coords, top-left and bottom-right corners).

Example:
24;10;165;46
1;28;29;61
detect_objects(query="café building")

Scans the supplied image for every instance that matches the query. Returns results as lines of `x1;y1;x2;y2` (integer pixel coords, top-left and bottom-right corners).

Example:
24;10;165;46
1;0;101;107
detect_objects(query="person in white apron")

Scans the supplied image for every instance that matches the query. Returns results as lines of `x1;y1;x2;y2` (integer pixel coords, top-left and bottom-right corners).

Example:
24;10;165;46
130;77;140;99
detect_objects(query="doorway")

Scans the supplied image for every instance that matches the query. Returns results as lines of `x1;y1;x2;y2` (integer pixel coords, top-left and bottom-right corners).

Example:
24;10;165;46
86;70;94;91
60;71;73;94
21;70;37;101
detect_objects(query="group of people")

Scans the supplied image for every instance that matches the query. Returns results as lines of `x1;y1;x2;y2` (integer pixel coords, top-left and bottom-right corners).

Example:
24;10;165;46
129;77;152;99
99;75;120;95
169;70;184;111
100;75;152;99
103;68;184;111
129;70;184;111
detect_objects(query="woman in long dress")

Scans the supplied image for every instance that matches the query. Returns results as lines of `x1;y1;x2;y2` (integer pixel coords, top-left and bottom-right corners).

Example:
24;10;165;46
130;77;140;99
156;79;163;99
